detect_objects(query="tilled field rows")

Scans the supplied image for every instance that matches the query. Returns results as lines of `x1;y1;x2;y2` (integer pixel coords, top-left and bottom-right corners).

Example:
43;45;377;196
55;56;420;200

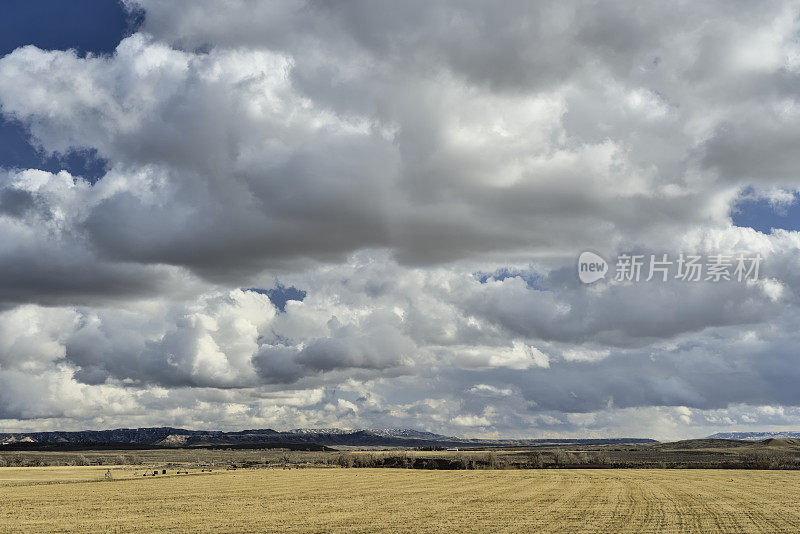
1;468;799;532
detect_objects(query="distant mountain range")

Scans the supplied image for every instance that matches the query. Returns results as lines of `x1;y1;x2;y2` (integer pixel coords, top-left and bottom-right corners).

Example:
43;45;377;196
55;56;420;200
0;427;656;450
706;431;800;441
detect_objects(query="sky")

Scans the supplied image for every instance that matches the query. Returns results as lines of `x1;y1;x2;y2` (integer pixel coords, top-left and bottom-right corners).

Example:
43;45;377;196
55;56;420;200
1;1;800;440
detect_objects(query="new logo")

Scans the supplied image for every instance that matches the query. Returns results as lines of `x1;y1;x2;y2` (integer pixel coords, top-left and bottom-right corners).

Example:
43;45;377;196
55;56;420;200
578;251;608;284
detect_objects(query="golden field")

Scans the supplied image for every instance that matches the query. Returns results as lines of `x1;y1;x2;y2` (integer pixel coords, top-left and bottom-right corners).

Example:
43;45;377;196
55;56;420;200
1;467;800;533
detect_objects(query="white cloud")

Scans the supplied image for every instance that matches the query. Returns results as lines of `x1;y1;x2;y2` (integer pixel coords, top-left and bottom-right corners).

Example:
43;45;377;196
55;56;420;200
468;384;514;397
451;414;492;427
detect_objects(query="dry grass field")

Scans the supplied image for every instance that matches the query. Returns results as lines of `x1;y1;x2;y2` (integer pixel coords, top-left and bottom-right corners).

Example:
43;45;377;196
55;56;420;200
1;467;799;533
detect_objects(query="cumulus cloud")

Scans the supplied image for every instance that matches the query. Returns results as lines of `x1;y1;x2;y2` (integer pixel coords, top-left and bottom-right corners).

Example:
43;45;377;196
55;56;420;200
1;0;800;437
6;1;795;280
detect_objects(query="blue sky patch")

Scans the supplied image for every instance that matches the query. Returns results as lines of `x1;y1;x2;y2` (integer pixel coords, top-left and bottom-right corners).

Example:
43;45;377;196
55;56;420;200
475;267;546;290
0;119;108;183
0;0;138;58
0;0;140;182
246;284;308;312
731;188;800;234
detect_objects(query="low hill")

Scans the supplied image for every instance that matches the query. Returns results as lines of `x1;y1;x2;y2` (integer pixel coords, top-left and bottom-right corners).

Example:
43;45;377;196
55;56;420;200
759;438;800;447
649;439;754;450
707;431;800;441
647;437;800;451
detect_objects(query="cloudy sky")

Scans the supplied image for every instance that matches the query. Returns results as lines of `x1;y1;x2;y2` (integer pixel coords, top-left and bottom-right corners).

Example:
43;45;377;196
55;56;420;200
1;1;800;440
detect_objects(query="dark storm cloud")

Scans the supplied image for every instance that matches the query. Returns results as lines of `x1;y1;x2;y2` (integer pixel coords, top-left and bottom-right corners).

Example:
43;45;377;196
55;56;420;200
0;186;37;218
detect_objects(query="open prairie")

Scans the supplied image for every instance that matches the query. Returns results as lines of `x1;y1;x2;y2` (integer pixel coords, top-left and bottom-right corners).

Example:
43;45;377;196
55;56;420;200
1;467;799;533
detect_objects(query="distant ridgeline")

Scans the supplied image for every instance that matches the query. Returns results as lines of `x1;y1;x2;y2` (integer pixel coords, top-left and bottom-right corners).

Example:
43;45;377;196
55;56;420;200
0;427;656;451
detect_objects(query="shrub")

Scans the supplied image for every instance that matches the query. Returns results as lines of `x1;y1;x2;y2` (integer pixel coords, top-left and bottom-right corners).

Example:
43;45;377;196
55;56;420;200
768;452;800;470
353;454;377;468
744;451;771;470
401;453;412;469
335;453;354;468
24;457;45;467
591;453;611;465
486;452;499;469
527;452;544;469
453;454;469;470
